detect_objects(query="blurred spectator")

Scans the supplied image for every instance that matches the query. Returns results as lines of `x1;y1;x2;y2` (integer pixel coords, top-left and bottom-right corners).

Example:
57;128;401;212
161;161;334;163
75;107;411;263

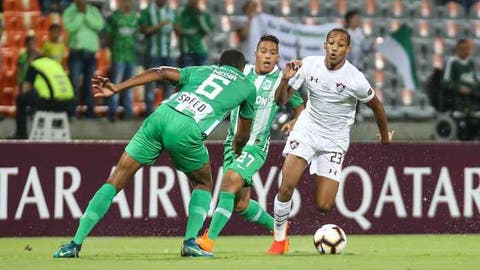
63;0;105;118
139;0;175;116
41;24;67;64
106;0;138;121
17;36;41;85
39;0;72;13
436;0;479;12
442;39;480;140
344;9;371;69
234;0;259;64
11;56;74;139
174;0;214;67
443;39;480;112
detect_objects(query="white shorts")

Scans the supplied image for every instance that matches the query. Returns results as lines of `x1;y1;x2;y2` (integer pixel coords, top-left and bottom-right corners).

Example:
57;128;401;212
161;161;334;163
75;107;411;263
282;129;346;182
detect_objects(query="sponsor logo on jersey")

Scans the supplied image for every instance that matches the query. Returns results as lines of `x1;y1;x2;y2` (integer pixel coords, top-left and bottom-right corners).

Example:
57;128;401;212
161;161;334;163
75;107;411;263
176;93;209;113
310;76;319;83
289;140;299;150
261;79;273;89
336;82;346;92
213;67;239;81
255;96;270;106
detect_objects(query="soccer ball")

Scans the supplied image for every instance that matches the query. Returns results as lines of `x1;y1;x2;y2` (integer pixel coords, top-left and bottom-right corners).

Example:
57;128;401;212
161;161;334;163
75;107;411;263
313;224;347;254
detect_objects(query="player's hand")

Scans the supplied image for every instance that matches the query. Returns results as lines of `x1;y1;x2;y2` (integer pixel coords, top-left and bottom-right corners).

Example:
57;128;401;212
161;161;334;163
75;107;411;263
92;75;117;98
281;120;295;134
282;60;302;80
377;130;394;144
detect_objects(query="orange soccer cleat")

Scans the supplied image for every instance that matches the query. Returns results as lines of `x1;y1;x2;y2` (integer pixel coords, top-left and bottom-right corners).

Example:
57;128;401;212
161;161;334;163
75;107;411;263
267;222;290;255
266;239;289;255
196;229;215;252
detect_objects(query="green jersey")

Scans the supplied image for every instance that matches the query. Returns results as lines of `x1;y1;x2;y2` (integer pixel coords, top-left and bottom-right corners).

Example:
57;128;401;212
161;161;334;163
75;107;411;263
139;4;175;58
106;10;138;63
174;5;214;55
165;65;257;135
225;64;304;150
443;56;479;90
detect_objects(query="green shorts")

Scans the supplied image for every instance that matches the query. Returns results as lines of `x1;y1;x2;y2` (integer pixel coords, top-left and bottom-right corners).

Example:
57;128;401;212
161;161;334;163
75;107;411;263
125;105;209;173
223;143;266;186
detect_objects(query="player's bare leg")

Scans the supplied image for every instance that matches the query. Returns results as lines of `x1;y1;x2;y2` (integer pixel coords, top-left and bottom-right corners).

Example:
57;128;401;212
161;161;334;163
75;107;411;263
106;152;144;189
268;154;308;255
54;152;142;258
181;162;215;257
234;186;251;212
315;176;339;213
185;161;213;191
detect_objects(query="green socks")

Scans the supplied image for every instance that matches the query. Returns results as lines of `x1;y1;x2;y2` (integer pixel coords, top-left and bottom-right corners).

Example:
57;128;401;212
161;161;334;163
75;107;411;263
207;192;235;240
208;196;274;240
184;189;212;240
240;199;274;231
73;183;117;245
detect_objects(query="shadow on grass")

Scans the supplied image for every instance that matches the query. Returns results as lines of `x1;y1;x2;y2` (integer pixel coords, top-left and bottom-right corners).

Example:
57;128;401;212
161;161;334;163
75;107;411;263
75;251;358;262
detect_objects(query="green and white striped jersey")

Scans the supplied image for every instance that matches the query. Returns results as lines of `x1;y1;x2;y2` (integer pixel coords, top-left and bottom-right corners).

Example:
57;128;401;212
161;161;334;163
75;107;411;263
225;64;304;150
165;65;256;135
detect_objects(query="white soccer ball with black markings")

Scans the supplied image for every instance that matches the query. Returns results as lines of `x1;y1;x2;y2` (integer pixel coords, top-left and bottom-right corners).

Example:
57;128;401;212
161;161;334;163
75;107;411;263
313;224;347;254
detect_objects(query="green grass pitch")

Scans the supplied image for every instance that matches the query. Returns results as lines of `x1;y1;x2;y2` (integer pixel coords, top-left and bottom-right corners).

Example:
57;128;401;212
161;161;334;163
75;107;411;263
1;235;479;270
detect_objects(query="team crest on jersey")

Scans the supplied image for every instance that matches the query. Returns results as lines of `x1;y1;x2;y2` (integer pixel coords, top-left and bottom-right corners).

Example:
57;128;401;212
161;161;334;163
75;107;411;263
289;140;299;150
336;82;346;92
261;79;273;89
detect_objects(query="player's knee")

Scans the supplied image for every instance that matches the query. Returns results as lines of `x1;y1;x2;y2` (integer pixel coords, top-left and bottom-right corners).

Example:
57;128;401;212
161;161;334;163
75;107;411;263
316;201;334;213
221;170;244;193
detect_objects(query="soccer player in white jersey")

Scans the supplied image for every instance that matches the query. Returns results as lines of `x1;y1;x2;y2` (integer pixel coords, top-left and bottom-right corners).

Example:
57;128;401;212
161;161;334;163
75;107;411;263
267;28;394;254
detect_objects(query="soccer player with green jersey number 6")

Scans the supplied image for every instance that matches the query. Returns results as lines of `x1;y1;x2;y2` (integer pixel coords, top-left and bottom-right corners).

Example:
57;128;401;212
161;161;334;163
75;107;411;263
53;49;256;258
196;35;305;254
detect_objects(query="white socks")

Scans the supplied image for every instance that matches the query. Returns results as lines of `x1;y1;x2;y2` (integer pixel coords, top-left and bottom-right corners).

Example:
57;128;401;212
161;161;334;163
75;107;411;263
273;195;292;241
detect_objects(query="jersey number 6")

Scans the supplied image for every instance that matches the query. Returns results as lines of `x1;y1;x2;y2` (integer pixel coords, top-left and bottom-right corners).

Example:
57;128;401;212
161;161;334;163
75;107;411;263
196;73;231;100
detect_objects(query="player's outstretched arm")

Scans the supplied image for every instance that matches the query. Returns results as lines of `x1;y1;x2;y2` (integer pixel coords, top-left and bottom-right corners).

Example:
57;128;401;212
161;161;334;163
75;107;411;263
232;116;252;155
275;60;302;106
365;94;394;144
92;67;180;98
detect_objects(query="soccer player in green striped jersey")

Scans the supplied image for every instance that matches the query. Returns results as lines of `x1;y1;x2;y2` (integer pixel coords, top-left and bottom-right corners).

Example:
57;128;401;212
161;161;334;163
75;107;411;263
53;49;256;258
196;35;305;254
